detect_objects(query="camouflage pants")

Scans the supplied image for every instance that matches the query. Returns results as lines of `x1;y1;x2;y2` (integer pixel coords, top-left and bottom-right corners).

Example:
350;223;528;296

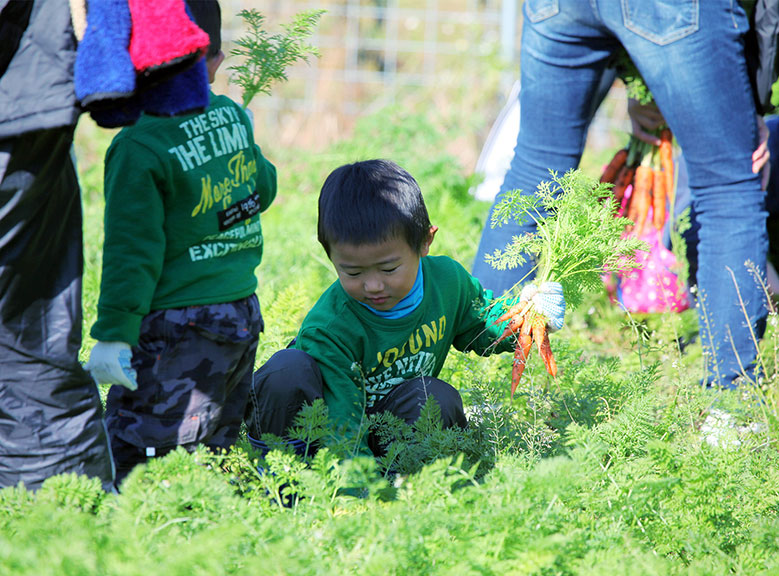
105;294;262;484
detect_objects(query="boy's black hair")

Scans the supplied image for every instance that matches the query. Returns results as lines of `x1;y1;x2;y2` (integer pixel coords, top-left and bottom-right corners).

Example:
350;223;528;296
318;159;432;256
186;0;222;59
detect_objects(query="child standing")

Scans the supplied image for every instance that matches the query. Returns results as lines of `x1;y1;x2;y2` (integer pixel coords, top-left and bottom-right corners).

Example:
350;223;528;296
244;159;564;456
86;0;277;484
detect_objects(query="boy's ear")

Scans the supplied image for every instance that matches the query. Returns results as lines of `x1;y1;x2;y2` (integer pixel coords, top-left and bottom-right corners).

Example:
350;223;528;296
420;225;438;257
206;49;225;83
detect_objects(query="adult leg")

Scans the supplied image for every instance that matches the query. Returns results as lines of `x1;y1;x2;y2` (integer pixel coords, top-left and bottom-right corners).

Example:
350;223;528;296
763;117;779;274
607;0;767;385
472;2;619;295
0;127;114;491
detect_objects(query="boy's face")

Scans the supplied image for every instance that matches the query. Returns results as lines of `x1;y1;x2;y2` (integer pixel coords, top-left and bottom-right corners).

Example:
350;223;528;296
329;227;437;311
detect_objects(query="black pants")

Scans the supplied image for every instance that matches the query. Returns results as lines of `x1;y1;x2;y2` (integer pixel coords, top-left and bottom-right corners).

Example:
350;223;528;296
244;348;467;456
0;127;113;491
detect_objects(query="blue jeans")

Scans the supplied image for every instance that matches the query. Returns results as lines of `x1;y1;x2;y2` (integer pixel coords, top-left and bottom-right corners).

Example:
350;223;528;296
472;0;768;387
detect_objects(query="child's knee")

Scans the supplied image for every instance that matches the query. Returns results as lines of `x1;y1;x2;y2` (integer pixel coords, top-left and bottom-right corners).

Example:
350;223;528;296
250;348;321;399
416;378;467;428
244;348;324;439
379;377;467;429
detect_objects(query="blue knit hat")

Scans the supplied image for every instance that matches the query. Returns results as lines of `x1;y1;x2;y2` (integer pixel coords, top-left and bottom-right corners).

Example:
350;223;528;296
78;1;210;127
143;55;210;117
74;0;135;110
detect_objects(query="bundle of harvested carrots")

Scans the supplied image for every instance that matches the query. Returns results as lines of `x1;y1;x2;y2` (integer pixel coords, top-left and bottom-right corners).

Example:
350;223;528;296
494;299;557;397
600;128;675;237
486;170;645;397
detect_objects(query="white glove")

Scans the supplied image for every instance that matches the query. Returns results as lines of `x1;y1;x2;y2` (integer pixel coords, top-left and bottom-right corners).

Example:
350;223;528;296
519;281;566;332
85;341;138;390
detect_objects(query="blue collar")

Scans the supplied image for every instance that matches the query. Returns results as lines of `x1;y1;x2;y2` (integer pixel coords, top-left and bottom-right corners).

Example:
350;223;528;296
360;260;424;318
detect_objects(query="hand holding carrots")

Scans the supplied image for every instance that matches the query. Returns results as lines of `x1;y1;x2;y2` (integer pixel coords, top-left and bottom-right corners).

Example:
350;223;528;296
627;98;665;146
495;282;565;396
487;170;645;399
754;115;771;189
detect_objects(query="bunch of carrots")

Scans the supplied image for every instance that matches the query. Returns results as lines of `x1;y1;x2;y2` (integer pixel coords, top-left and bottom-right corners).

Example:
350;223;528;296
600;128;675;237
494;298;557;397
484;171;646;397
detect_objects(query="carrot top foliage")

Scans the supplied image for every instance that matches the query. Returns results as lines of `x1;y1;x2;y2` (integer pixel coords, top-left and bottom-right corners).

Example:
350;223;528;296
228;9;324;108
485;169;647;310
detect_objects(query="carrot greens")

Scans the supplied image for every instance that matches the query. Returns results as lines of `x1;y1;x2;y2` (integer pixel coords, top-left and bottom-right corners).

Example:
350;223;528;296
485;169;647;311
228;9;324;108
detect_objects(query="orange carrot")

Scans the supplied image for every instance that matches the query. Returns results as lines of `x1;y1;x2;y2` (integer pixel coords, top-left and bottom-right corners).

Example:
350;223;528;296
629;164;653;237
652;166;666;230
511;331;533;397
530;315;555;377
494;299;534;326
612;164;635;205
511;318;535;394
531;315;546;354
659;128;674;204
539;330;557;377
600;147;628;184
497;313;524;344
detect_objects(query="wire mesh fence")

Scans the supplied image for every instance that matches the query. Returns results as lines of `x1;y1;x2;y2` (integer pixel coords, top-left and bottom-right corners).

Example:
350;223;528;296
215;0;517;150
214;1;627;167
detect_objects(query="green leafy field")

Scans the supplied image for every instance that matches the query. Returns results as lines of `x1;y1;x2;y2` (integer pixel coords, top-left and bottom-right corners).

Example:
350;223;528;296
3;103;779;575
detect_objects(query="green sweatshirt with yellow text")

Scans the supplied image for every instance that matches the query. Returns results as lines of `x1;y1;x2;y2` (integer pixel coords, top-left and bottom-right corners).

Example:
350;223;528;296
293;255;514;453
92;93;277;345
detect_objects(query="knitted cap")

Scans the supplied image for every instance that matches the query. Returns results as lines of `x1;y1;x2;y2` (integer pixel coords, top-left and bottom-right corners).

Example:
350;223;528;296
186;0;221;58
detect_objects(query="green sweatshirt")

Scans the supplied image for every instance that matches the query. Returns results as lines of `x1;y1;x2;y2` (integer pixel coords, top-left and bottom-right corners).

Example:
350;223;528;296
92;93;277;345
293;255;514;452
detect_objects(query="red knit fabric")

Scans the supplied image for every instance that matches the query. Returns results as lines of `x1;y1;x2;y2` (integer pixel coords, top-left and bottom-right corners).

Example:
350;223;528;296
128;0;209;72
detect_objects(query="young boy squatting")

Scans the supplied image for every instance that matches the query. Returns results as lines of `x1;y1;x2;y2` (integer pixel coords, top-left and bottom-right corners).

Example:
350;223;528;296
244;159;564;456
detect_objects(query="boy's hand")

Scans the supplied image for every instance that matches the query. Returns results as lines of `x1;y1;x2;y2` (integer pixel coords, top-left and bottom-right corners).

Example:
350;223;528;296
495;281;567;342
85;341;138;390
520;282;566;331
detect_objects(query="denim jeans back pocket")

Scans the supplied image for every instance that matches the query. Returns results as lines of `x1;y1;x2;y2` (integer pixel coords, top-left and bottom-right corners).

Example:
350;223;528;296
525;0;560;23
622;0;699;45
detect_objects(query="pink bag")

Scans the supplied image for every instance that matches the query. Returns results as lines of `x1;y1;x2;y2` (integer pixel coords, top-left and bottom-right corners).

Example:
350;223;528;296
605;185;691;314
